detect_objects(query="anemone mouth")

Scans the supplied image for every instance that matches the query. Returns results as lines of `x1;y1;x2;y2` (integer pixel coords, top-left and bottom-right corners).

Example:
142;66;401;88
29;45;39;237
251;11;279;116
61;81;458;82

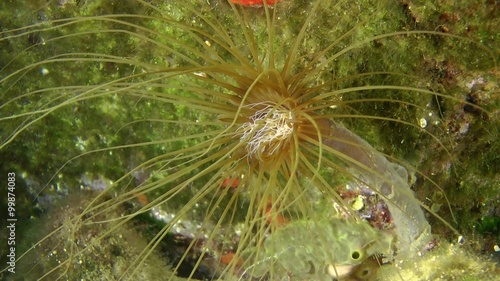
238;102;295;161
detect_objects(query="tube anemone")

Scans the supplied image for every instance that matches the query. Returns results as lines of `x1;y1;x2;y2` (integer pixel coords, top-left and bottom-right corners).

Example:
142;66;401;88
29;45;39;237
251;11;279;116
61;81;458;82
0;0;498;280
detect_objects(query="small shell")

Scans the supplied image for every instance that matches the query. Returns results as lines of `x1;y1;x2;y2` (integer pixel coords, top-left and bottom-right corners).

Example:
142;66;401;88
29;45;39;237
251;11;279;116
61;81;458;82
327;263;356;279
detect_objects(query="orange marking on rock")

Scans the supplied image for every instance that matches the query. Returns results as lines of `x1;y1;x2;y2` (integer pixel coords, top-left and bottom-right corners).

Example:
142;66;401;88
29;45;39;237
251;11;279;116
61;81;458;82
134;192;149;206
221;177;240;189
220;252;244;266
264;199;289;228
231;0;281;6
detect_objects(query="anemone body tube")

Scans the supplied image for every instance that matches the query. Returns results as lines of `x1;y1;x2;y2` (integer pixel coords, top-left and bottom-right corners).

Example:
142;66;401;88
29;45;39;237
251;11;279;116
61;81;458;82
323;120;432;260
